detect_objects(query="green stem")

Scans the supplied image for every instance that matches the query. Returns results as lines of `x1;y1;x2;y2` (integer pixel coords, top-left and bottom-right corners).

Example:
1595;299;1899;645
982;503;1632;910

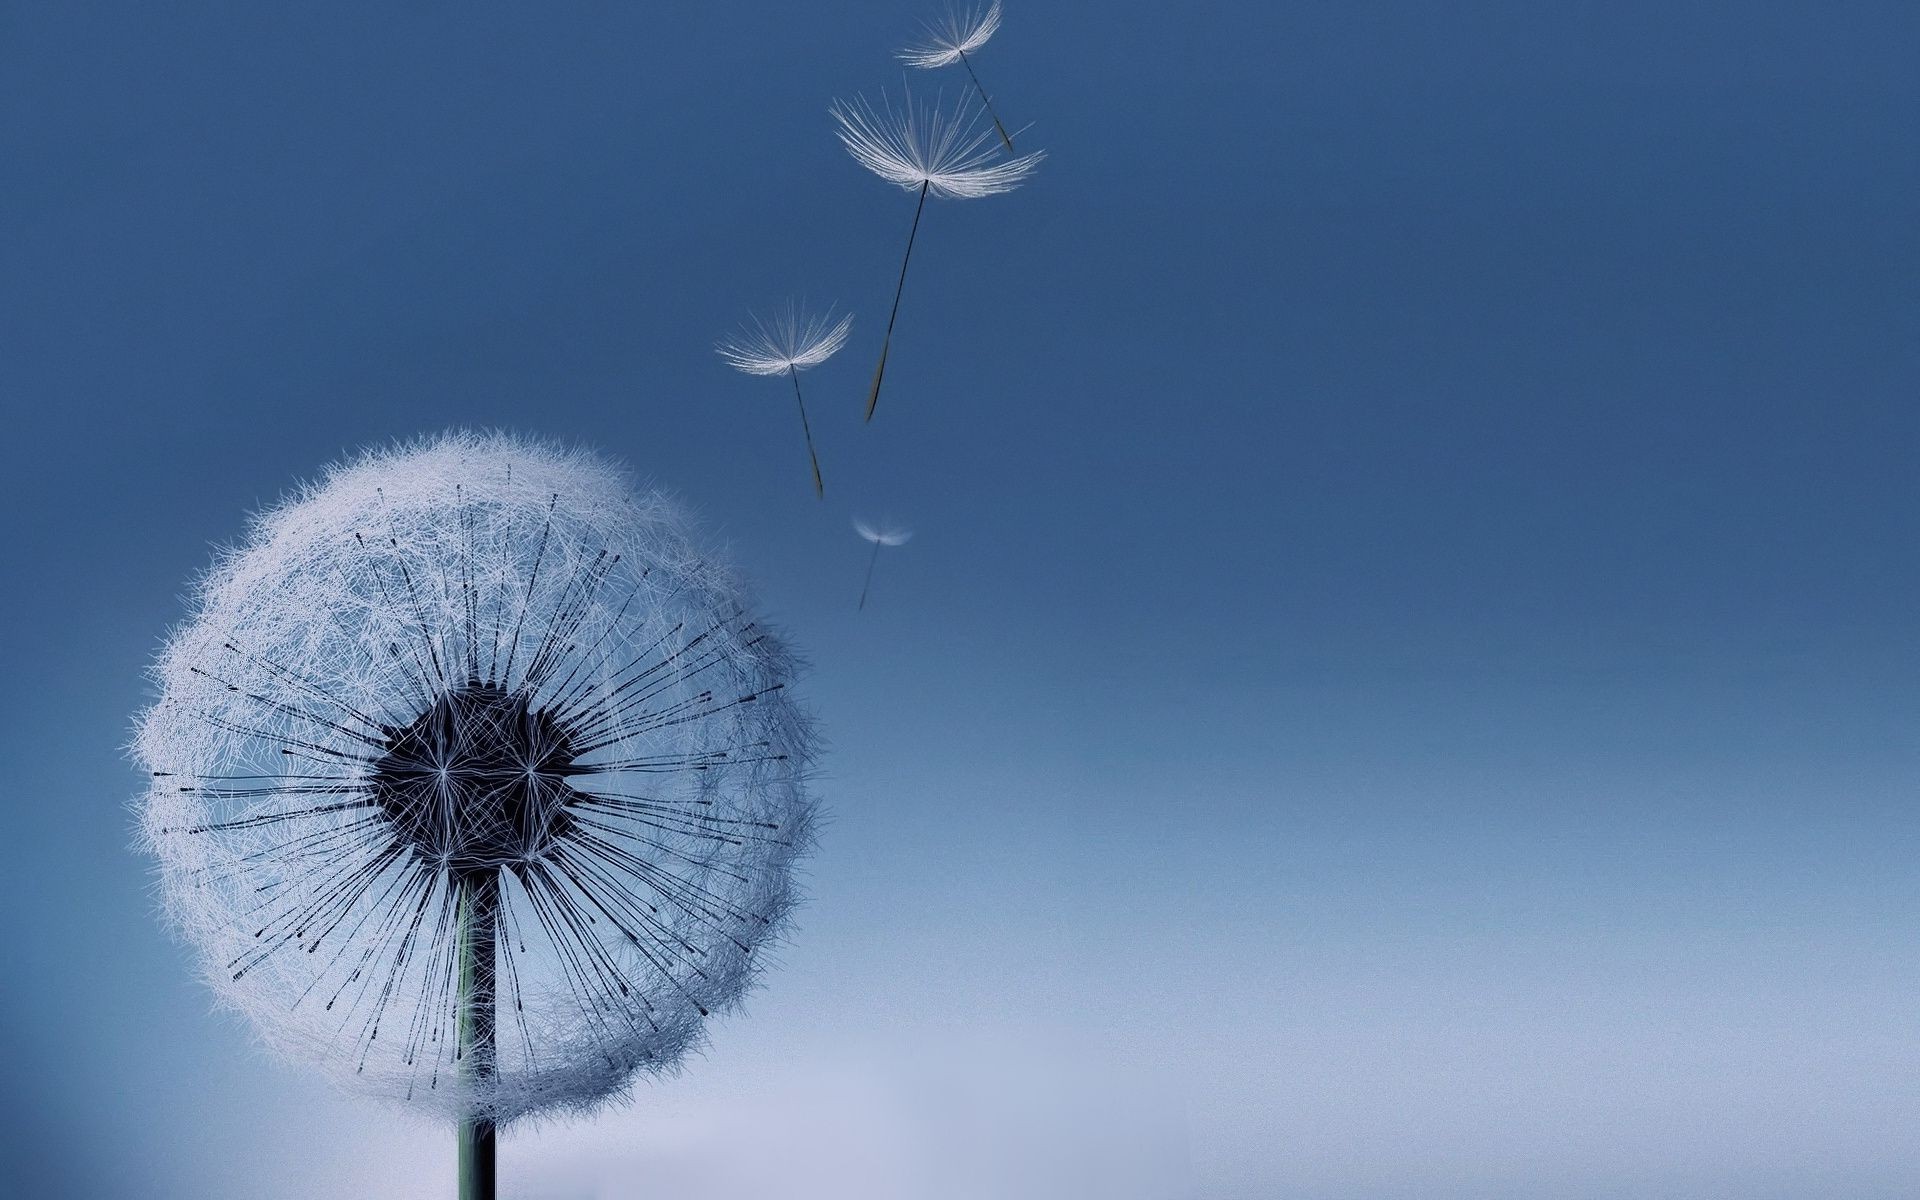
457;871;499;1200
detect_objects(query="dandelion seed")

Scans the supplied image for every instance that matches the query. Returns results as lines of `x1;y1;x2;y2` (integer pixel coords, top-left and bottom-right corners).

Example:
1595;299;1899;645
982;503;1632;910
853;517;913;610
716;303;853;499
832;88;1044;421
135;432;819;1195
899;1;1017;151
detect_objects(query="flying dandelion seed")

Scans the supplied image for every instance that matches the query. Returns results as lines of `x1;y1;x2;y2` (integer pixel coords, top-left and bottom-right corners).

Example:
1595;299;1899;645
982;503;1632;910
853;518;913;610
831;88;1044;421
899;1;1017;151
135;432;818;1199
716;303;853;498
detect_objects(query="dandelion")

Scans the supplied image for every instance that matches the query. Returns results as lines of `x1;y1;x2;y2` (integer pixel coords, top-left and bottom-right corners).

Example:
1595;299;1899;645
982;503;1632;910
716;303;853;498
899;1;1016;151
832;89;1044;421
853;517;913;610
135;432;818;1199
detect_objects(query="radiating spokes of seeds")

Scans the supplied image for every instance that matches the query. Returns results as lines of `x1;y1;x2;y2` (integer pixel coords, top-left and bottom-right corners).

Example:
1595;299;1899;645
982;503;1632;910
899;0;1016;150
853;517;913;610
715;303;853;498
832;89;1044;421
157;485;796;1100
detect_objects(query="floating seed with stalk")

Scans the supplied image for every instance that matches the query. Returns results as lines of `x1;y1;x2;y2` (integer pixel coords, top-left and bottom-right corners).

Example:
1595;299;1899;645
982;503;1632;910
899;1;1018;151
716;302;854;498
853;517;913;610
832;88;1044;421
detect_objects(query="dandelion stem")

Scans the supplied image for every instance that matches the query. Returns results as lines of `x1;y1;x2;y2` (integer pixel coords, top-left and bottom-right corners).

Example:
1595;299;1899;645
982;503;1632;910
956;50;1013;150
867;179;929;422
457;871;499;1200
858;540;883;610
789;367;824;498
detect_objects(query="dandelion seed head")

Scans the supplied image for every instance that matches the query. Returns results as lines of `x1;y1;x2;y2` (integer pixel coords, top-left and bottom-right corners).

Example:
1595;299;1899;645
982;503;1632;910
135;431;818;1126
715;304;854;377
899;0;1003;69
831;89;1043;200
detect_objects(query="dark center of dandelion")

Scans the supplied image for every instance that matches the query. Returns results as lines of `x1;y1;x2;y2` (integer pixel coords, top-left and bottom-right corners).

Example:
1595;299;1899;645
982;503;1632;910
370;681;580;870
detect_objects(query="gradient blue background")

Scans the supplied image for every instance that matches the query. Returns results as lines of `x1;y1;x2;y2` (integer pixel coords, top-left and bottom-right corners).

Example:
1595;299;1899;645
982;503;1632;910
2;3;1917;1197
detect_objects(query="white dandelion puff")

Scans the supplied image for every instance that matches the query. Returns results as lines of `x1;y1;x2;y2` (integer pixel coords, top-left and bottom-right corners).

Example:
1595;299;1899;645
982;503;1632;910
899;1;1016;150
716;303;853;497
135;432;819;1191
853;517;914;610
831;89;1044;420
715;304;854;376
899;0;1001;68
832;90;1041;200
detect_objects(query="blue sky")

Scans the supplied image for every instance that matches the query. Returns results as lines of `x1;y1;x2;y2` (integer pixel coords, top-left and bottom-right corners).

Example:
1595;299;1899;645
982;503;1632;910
1;3;1917;1197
